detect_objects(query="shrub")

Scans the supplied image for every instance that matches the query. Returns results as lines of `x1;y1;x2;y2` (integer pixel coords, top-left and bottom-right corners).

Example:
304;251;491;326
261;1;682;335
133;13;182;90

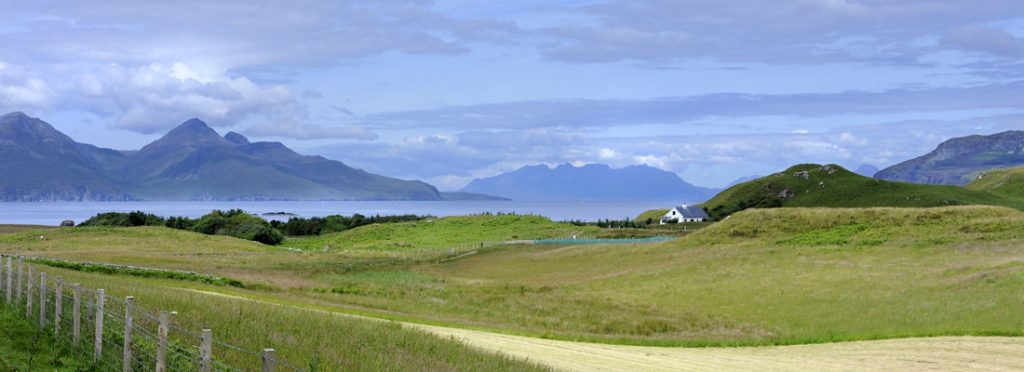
78;211;165;227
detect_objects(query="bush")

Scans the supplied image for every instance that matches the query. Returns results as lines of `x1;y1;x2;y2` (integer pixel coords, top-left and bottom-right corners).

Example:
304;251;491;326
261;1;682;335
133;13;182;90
271;213;427;236
192;209;283;245
78;211;165;227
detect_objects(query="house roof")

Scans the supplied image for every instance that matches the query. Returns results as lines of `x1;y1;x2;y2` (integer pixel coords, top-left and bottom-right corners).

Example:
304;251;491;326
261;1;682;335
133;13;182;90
671;205;708;219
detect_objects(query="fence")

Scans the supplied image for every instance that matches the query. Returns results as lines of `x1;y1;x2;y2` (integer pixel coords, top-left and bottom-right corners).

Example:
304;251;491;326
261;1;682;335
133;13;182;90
0;254;306;371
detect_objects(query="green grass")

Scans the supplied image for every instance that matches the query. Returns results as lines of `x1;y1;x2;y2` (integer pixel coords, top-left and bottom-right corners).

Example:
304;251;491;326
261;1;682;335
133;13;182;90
966;166;1024;199
703;164;1024;219
283;214;597;251
5;206;1024;353
6;266;549;371
634;209;669;224
0;224;55;234
0;302;92;371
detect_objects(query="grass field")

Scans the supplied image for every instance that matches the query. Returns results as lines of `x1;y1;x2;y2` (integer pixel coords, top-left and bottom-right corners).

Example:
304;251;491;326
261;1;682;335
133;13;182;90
0;224;56;234
0;302;90;371
3;206;1024;369
282;214;597;251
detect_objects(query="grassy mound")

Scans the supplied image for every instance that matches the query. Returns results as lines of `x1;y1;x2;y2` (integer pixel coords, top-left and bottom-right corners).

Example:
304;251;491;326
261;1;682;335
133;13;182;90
692;205;1024;245
702;164;1023;219
284;214;596;251
966;166;1024;199
634;209;669;225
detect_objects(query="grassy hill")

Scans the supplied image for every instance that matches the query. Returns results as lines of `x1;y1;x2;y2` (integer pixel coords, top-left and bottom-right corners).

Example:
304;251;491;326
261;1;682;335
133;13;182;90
701;164;1024;220
966;166;1024;199
283;214;596;251
634;209;669;224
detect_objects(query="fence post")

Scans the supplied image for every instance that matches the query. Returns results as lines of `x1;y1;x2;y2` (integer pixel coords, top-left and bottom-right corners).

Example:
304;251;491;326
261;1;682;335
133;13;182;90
262;349;277;372
156;311;169;372
95;288;105;362
39;271;46;328
200;329;213;372
0;255;4;298
26;265;33;316
73;284;81;345
123;296;134;372
15;258;22;304
3;256;9;303
54;277;62;336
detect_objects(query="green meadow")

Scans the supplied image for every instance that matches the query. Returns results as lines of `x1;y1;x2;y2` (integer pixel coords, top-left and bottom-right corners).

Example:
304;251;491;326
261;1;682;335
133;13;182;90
2;207;1024;366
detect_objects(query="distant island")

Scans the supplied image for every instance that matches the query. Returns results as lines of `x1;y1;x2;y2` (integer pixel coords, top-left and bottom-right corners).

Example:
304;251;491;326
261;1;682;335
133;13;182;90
461;163;719;202
0;112;502;202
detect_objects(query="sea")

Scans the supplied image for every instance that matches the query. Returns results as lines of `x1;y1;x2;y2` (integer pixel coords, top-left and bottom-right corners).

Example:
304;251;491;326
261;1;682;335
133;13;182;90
0;201;676;226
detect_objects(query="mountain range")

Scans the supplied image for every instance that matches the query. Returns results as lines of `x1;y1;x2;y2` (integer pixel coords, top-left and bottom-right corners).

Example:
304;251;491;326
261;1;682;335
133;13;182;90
461;163;719;202
0;112;442;201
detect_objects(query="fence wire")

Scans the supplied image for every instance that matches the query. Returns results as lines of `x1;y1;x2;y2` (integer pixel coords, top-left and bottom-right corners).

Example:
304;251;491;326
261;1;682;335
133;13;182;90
0;254;306;371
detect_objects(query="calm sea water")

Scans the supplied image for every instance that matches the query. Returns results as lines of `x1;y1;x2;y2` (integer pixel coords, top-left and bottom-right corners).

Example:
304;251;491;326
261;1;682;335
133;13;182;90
0;201;675;226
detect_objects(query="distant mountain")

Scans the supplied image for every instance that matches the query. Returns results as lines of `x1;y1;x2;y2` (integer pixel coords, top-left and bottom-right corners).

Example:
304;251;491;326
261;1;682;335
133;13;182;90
461;163;719;202
876;131;1024;185
702;164;1023;220
0;112;441;201
0;112;132;201
854;164;879;177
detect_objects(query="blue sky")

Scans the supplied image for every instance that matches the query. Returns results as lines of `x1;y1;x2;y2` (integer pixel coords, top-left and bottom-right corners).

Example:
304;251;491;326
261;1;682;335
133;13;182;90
2;1;1023;189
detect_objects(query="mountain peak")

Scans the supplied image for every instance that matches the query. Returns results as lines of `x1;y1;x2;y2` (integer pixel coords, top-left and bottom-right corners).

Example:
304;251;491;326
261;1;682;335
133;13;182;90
0;111;77;146
160;118;225;144
224;131;250;145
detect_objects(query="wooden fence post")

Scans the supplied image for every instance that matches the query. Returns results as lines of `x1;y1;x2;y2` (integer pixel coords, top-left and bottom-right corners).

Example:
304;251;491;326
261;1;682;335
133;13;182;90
156;311;169;372
0;255;4;298
262;349;277;372
95;288;105;362
26;265;33;317
200;329;213;372
54;277;63;336
3;256;9;303
15;258;22;304
73;284;81;345
39;271;46;328
123;296;134;372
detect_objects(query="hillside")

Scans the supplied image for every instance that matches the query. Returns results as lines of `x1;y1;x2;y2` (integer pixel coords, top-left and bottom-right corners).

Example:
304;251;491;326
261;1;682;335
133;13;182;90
966;166;1024;199
701;164;1023;220
283;214;595;251
0;112;441;201
461;163;718;202
876;130;1024;185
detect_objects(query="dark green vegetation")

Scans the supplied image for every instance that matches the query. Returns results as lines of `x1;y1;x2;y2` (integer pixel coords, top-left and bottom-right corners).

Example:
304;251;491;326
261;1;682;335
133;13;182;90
702;164;1024;220
966;166;1024;199
6;206;1024;350
27;256;245;287
0;302;91;371
0;112;441;201
876;130;1024;185
269;213;427;236
461;163;719;201
80;209;284;245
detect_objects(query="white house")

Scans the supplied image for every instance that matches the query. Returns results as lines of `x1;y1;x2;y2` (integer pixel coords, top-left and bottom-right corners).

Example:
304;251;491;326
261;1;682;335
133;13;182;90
660;204;709;224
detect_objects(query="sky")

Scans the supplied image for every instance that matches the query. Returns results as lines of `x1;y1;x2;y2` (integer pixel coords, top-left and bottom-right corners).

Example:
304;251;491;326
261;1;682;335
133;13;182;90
2;0;1024;189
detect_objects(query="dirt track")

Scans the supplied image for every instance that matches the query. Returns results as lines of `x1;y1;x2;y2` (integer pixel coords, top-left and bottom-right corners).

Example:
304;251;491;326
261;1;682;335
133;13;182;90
187;289;1024;371
415;325;1024;371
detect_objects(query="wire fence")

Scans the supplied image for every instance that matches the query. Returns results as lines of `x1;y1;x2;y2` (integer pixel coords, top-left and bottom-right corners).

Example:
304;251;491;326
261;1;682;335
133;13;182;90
0;254;305;372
